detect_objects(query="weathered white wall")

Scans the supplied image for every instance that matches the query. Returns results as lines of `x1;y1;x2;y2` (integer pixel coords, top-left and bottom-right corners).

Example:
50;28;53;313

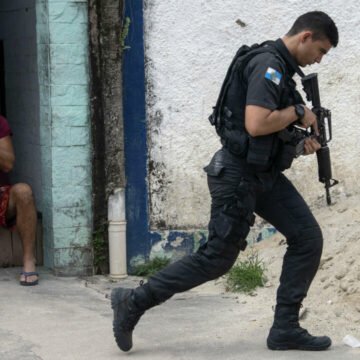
144;0;359;230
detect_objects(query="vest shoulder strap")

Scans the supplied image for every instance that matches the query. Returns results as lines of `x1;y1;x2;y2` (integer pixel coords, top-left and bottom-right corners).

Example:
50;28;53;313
209;41;279;131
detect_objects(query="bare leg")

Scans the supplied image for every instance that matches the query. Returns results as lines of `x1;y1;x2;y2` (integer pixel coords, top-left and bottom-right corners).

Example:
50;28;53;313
6;183;37;284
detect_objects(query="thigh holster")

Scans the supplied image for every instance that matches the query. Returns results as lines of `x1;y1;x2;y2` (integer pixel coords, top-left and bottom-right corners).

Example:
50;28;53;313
212;178;256;251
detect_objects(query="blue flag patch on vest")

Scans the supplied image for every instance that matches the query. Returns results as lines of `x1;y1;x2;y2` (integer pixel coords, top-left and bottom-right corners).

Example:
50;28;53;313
265;67;282;85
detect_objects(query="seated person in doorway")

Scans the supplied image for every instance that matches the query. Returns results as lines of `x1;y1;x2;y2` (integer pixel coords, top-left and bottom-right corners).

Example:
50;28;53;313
0;114;38;285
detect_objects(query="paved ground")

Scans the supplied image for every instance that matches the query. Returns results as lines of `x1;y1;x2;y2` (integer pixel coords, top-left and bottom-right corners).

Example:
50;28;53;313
1;267;359;360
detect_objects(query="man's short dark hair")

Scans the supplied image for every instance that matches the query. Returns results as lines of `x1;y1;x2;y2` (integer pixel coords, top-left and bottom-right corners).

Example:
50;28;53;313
287;11;339;47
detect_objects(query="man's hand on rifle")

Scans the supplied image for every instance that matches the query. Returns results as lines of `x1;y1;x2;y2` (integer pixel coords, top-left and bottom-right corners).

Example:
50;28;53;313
303;136;321;155
299;106;319;134
297;105;321;155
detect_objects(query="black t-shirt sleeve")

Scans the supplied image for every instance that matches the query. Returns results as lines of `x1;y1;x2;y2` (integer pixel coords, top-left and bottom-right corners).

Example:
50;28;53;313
245;53;285;110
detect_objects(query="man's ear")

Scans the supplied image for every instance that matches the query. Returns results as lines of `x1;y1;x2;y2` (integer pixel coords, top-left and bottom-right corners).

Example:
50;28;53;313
300;31;313;43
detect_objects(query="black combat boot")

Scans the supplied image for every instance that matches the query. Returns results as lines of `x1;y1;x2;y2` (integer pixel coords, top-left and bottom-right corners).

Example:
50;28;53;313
267;304;331;351
111;285;154;352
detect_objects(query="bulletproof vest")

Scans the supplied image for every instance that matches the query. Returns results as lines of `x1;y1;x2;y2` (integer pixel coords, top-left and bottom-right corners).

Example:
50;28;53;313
209;39;305;171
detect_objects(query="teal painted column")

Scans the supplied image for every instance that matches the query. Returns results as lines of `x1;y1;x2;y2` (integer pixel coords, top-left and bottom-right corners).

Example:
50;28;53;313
36;0;93;275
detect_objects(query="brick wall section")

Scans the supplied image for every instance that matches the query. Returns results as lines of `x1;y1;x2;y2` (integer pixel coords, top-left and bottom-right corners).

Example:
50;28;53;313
36;0;93;275
0;1;42;209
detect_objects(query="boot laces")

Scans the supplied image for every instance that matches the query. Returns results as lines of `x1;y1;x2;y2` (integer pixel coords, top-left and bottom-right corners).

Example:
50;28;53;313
121;289;145;331
290;321;311;337
289;319;300;328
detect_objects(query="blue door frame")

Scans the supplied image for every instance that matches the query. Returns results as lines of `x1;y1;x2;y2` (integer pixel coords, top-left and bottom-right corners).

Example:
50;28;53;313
123;0;150;266
122;0;208;269
122;0;274;269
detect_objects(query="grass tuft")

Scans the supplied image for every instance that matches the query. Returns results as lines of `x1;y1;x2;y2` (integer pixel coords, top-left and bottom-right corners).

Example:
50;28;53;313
226;251;266;294
132;256;171;277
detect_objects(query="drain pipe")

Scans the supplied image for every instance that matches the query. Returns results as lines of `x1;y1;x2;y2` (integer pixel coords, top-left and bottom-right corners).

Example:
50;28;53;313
108;188;128;279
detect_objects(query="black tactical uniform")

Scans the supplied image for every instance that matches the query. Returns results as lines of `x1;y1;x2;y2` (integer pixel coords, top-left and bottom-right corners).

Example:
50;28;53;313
111;38;331;352
141;38;323;310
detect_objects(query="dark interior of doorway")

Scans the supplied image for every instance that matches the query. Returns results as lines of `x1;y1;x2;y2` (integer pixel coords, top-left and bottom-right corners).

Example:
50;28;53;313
0;40;6;116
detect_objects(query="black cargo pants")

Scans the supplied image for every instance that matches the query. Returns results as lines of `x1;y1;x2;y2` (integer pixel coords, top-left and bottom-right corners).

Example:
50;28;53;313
141;148;323;308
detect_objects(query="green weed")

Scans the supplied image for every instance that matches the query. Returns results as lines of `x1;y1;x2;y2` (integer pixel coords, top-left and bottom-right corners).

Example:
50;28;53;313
120;17;131;51
132;256;171;277
226;251;266;294
92;224;109;274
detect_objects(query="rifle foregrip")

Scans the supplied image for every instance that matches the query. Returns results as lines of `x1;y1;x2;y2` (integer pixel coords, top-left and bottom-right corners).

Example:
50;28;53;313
316;146;332;183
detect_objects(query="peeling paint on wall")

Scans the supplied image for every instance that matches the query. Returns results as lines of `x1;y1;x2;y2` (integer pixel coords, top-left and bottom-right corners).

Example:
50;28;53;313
148;230;207;263
127;225;277;268
126;230;202;269
148;160;172;229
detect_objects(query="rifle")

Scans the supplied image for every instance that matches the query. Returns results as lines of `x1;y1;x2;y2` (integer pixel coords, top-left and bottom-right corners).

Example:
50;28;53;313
301;73;338;205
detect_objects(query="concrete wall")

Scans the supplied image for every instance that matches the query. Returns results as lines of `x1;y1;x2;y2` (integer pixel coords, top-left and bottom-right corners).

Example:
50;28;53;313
36;0;93;275
0;0;42;209
143;1;358;238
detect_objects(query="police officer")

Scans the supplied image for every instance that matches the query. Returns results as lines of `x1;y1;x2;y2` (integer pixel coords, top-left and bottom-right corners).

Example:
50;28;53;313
111;11;339;352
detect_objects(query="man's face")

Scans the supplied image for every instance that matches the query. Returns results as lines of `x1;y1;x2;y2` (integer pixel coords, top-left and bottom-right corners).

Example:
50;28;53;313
297;33;333;67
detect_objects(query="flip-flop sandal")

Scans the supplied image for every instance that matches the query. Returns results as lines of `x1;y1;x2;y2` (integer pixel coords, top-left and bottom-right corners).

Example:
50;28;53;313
20;271;39;286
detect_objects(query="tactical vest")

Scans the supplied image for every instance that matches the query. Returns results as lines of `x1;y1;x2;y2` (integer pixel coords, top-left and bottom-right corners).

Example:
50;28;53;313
209;40;305;171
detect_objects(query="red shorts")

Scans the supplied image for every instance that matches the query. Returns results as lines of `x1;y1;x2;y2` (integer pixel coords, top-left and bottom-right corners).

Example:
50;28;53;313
0;185;12;228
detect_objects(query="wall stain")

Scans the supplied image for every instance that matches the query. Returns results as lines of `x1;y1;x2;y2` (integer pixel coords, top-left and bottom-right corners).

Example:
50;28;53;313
148;159;172;229
148;230;207;263
132;224;276;271
235;18;246;27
